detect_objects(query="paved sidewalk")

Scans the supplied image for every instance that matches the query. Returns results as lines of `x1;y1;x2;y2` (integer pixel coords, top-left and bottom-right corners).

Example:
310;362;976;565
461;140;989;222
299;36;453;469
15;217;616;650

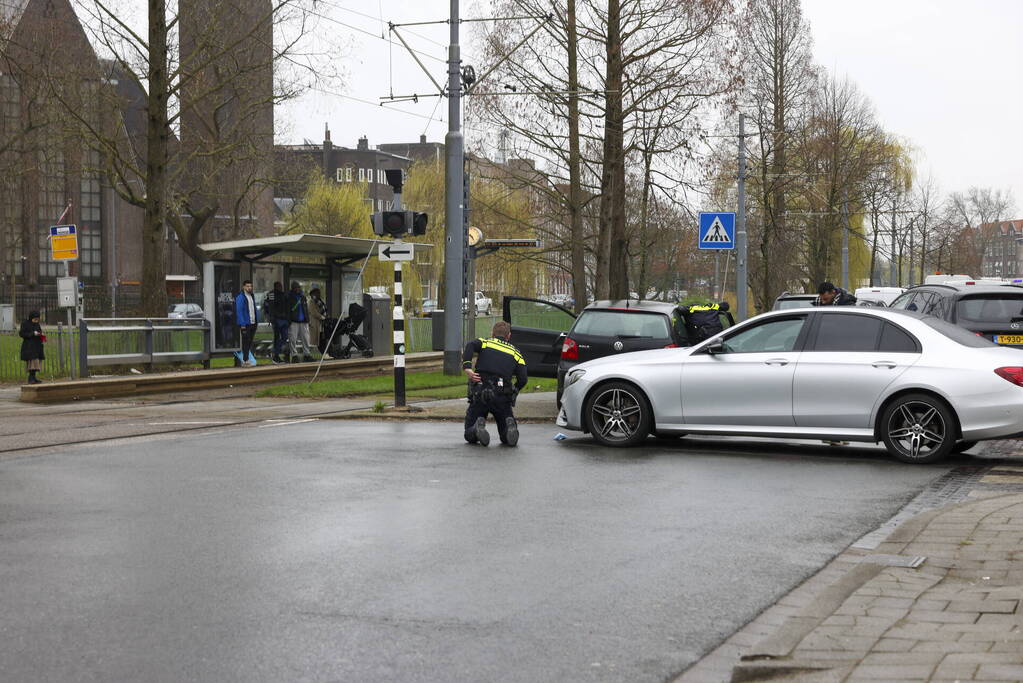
680;453;1023;682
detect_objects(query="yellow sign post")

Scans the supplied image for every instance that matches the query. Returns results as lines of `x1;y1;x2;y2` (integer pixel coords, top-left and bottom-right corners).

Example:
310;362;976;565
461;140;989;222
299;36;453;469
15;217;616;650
49;224;78;261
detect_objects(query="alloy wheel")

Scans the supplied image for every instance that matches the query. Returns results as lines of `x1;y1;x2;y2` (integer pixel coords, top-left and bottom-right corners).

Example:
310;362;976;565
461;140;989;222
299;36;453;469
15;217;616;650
589;387;643;443
886;401;947;460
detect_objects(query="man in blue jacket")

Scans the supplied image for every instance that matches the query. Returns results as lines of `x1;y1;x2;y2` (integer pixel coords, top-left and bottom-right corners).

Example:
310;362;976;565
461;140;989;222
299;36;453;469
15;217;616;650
234;280;259;367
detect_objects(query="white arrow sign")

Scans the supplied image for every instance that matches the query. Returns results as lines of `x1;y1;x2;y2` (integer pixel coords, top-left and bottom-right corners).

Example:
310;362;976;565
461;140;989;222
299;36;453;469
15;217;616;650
378;243;414;261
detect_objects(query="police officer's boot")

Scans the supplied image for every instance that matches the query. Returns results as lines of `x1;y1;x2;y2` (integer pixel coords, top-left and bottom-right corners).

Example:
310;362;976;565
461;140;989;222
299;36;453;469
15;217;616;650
474;417;490;446
503;417;519;446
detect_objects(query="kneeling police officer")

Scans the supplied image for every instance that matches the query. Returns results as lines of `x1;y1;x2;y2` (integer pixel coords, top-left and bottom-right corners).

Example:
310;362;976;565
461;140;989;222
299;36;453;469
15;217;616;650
462;320;528;446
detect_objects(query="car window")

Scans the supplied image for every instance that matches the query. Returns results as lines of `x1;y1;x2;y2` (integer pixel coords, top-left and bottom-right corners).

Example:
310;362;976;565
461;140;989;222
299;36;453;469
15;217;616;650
956;295;1023;323
921;317;998;348
775;298;814;310
722;316;805;353
920;293;945;315
890;292;918;310
572;310;671;339
811;313;883;352
878;322;920;353
508;298;575;332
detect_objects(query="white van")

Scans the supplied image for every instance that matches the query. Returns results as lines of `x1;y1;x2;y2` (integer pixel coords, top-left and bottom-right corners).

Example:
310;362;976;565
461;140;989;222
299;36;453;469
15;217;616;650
853;286;905;307
923;273;972;285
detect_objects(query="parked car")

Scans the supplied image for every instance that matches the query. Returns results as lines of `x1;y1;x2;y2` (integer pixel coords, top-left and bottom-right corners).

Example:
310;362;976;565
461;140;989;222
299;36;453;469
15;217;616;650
556;307;1023;463
421;298;439;317
854;286;905;307
772;291;817;310
889;282;1023;346
462;291;493;315
168;303;203;319
503;296;734;401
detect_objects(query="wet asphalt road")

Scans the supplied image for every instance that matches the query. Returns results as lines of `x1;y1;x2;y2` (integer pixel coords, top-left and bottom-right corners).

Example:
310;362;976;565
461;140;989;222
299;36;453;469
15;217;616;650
0;420;950;682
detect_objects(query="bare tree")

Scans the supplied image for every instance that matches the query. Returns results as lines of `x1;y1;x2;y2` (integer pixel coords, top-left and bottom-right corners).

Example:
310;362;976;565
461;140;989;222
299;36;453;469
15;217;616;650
948;186;1017;276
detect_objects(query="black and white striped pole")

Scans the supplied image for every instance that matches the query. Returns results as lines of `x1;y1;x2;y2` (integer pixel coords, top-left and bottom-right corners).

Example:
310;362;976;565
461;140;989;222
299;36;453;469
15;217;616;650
393;245;406;407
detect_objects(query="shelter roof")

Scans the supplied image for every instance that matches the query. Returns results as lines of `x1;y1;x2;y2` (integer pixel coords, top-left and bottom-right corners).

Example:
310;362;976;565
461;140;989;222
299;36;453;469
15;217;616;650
199;233;430;262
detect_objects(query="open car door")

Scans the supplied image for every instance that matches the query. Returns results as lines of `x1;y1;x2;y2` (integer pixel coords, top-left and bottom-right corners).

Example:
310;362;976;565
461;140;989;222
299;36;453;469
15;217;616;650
503;296;576;378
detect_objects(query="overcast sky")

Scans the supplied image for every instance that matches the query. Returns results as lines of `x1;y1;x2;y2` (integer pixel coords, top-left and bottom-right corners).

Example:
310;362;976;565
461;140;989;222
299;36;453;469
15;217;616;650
280;1;1022;211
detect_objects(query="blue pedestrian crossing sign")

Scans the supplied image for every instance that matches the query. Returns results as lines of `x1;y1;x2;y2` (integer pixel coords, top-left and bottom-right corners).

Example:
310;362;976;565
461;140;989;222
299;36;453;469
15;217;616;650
698;212;736;250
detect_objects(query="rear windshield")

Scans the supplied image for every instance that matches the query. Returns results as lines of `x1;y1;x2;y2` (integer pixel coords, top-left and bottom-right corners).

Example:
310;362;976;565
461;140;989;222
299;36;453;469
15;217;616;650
776;298;814;310
921;317;998;348
571;310;672;338
956;295;1023;323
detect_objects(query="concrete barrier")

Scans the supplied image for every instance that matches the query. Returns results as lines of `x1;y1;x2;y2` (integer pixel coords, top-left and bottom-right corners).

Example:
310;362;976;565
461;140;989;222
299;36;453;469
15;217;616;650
20;352;444;403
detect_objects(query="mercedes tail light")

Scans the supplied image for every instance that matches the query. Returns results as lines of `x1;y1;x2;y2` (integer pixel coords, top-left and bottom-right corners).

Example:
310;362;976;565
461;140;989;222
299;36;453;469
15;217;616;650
663;344;679;348
561;336;579;361
994;367;1023;386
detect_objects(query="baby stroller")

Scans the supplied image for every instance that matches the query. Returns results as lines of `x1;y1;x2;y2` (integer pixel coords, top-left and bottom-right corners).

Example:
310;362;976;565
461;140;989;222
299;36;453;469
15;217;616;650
322;303;374;359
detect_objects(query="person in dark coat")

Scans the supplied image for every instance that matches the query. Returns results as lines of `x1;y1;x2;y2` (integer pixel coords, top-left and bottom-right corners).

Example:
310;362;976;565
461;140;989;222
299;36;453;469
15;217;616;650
814;281;857;306
19;310;45;384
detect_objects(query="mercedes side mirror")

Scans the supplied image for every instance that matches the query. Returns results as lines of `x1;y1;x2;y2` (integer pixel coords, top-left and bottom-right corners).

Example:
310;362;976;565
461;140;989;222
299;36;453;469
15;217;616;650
705;340;725;355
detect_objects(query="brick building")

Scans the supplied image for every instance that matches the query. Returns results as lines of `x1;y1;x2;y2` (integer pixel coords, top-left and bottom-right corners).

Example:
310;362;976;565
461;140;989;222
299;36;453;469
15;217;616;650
979;220;1023;278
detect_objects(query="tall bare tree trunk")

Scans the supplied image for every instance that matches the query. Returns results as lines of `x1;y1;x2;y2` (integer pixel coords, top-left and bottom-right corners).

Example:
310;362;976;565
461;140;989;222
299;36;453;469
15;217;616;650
143;0;169;316
567;0;587;312
598;0;627;299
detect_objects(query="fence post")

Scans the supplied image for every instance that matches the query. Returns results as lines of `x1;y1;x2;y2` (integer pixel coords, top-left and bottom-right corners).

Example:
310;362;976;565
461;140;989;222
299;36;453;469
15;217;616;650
57;321;65;378
145;319;154;373
78;318;89;379
202;319;211;369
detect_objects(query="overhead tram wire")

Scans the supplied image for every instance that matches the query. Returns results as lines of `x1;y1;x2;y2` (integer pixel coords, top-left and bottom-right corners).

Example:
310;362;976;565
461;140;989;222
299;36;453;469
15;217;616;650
304;7;446;65
307;85;445;124
316;0;449;50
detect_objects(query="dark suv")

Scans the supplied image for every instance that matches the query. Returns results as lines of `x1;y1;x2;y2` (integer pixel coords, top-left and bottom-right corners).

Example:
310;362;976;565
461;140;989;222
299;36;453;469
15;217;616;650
503;297;734;398
889;283;1023;346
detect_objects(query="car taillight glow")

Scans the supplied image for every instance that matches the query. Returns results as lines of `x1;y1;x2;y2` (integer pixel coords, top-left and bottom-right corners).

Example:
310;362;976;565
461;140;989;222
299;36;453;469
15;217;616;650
663;343;679;348
561;336;579;361
994;367;1023;386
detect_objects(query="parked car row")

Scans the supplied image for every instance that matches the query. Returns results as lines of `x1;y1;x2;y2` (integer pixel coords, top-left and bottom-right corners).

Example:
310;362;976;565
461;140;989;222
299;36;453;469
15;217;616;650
512;279;1023;464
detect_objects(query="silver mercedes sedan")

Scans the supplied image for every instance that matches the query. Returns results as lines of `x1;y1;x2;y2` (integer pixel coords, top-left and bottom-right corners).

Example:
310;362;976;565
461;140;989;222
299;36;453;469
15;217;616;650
555;307;1023;463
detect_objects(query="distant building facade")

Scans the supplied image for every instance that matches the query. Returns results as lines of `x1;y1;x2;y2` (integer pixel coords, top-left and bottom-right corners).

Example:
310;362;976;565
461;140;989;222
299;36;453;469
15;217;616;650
979;220;1023;278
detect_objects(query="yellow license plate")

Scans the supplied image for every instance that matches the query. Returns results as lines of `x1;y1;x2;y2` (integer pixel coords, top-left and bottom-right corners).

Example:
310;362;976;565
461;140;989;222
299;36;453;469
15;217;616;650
996;335;1023;344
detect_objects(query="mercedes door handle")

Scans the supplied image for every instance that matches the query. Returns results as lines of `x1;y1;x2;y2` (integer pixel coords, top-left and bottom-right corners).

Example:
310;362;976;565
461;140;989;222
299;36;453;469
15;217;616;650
764;358;789;366
872;361;897;369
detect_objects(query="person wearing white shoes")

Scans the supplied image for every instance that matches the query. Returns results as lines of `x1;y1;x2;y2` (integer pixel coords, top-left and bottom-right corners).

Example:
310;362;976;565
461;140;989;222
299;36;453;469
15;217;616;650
233;280;259;367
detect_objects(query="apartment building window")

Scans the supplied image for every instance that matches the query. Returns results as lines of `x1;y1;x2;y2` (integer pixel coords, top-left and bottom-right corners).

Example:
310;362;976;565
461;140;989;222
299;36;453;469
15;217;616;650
358;168;365;182
79;225;102;278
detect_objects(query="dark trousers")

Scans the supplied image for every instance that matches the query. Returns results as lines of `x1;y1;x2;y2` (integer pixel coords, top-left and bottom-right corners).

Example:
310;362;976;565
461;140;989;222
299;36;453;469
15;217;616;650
272;318;289;356
240;324;257;359
464;392;516;443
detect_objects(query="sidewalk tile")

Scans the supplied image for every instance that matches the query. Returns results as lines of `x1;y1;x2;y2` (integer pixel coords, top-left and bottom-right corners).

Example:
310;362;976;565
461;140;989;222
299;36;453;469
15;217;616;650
976;664;1023;680
872;638;917;652
907;609;979;624
847;663;936;679
861;652;944;665
913;639;993;653
947;599;1019;613
933;661;979;680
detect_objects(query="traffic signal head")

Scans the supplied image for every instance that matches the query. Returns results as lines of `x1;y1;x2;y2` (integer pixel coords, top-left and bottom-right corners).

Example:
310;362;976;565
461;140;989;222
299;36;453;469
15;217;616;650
412;212;428;236
372;210;413;237
371;210;428;237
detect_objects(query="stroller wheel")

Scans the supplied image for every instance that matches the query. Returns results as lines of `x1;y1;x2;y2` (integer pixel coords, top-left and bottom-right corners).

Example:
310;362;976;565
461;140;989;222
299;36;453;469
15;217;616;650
362;350;374;358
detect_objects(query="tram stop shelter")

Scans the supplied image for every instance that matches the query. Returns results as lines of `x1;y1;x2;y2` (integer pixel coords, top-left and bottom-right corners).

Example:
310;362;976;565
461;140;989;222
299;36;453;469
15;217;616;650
198;233;420;358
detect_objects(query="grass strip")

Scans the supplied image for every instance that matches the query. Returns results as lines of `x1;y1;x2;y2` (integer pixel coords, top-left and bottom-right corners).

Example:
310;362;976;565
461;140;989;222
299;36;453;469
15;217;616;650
257;372;558;399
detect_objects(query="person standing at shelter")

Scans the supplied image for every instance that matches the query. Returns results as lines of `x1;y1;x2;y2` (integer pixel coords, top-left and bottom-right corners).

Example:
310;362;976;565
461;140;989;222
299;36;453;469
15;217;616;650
262;281;289;363
19;310;45;384
288;281;313;363
462;320;528;446
308;287;328;359
234;280;258;367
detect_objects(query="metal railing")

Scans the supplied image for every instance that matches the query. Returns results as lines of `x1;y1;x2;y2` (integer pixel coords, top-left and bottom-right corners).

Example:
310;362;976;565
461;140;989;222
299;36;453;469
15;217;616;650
78;318;211;378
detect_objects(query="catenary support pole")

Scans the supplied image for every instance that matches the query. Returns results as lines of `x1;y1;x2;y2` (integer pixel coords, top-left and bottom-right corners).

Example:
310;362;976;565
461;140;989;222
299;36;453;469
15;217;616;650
736;114;748;321
842;190;850;291
443;0;464;374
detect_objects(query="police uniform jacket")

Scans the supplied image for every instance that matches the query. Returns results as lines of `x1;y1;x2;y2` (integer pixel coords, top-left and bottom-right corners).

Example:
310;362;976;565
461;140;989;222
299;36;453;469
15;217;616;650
462;337;528;391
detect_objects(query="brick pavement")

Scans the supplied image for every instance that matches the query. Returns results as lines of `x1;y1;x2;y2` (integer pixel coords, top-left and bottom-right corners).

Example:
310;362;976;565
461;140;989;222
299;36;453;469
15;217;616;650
679;446;1023;683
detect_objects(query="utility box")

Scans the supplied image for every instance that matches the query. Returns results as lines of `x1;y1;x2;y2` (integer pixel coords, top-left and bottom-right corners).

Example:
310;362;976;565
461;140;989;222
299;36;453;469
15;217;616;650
431;311;445;351
362;292;392;357
0;304;13;332
57;277;77;308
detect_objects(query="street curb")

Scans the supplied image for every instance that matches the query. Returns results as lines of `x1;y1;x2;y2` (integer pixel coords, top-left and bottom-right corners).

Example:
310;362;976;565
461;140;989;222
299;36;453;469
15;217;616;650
728;492;1023;682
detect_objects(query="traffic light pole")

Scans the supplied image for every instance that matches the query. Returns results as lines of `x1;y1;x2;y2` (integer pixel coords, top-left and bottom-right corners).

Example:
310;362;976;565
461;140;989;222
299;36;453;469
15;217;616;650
392;190;407;407
443;0;465;375
736;114;748;322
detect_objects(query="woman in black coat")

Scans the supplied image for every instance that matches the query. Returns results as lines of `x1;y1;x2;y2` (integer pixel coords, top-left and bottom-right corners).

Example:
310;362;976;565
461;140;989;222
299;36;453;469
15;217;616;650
19;310;45;384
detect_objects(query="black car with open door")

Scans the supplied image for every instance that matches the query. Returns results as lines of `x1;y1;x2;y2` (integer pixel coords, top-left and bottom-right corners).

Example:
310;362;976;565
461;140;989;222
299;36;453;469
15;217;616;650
504;297;735;403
